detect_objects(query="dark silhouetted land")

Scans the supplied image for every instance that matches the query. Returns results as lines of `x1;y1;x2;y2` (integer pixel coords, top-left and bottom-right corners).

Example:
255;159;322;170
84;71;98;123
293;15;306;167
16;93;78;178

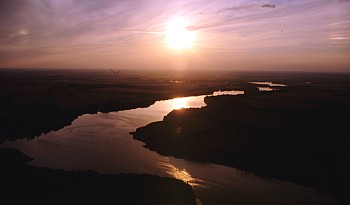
0;148;196;205
0;68;240;142
132;76;350;203
1;68;350;204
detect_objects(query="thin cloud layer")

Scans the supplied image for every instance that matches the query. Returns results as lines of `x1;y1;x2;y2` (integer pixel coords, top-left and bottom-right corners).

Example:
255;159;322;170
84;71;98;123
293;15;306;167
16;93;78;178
261;4;276;8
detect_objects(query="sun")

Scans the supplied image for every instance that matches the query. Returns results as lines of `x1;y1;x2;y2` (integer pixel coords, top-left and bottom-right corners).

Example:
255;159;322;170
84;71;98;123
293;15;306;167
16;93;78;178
165;18;196;50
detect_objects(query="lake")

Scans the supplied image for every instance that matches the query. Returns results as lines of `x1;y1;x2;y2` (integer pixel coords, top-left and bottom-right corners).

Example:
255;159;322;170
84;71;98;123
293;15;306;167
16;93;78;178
4;87;338;205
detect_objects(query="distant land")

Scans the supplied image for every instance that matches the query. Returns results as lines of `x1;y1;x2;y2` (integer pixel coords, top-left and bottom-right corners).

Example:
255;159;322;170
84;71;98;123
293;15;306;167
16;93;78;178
0;68;235;142
1;68;348;142
1;68;349;204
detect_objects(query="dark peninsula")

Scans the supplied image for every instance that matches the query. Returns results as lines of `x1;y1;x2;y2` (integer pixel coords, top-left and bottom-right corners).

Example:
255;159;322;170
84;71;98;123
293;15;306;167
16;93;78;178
132;78;350;203
0;147;196;205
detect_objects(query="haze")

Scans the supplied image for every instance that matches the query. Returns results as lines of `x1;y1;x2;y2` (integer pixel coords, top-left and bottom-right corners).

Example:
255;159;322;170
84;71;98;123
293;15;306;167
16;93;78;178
0;0;349;72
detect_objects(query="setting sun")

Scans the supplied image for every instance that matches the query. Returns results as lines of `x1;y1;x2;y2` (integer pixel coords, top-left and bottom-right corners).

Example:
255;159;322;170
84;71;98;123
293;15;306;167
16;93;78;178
165;18;196;50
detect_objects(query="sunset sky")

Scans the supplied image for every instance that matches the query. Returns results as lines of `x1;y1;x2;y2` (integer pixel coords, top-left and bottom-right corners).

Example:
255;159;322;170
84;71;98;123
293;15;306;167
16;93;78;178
0;0;349;72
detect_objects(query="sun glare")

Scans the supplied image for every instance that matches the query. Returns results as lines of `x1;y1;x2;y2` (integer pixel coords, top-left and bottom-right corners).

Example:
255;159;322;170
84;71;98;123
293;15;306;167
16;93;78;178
172;97;188;110
165;18;196;50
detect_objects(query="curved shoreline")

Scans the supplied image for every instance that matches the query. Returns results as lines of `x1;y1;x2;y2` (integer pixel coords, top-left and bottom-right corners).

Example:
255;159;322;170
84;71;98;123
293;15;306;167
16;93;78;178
132;83;350;203
1;147;196;205
1;69;237;142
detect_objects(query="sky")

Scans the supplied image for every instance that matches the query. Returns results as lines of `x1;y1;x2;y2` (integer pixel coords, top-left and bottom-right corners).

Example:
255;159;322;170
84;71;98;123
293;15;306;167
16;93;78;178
0;0;349;72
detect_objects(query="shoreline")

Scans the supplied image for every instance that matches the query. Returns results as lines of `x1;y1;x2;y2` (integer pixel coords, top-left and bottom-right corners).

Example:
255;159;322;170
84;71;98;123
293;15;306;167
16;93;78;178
0;147;196;205
132;83;350;203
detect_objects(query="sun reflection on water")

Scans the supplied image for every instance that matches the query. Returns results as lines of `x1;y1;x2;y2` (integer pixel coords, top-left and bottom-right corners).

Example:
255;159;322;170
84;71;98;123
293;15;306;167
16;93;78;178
258;87;275;91
171;97;189;110
212;90;244;96
170;90;244;111
158;161;205;187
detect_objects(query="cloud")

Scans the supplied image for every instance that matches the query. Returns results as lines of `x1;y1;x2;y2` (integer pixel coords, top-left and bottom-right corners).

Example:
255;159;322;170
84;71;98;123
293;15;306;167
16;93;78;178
1;0;349;71
199;4;257;15
199;2;277;16
261;4;276;8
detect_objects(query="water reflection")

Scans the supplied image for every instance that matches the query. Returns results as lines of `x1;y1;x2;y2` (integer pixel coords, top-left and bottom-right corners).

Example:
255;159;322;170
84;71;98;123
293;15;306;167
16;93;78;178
258;87;276;91
3;89;338;205
250;81;287;87
212;90;244;96
250;82;287;92
153;90;245;112
172;97;190;110
169;90;244;110
158;161;205;187
4;90;244;175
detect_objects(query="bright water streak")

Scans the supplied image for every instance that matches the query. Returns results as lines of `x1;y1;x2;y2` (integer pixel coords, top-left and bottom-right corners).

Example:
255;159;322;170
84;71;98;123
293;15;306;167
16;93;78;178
250;82;287;87
4;90;338;205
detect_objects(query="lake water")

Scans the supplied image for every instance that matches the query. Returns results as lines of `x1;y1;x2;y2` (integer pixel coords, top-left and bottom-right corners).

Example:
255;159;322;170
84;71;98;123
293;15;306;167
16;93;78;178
4;88;338;205
250;81;286;92
250;82;287;87
257;87;276;91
